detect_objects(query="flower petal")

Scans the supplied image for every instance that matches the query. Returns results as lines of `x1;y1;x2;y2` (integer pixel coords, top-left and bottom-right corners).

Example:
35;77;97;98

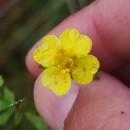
59;28;80;51
73;34;92;57
33;35;60;67
71;55;100;84
41;66;71;96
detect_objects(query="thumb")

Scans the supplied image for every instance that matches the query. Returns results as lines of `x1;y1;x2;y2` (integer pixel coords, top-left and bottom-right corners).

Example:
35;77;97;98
64;72;130;130
34;75;80;130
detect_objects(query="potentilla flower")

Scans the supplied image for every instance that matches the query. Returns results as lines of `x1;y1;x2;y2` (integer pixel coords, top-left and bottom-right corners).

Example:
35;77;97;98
33;28;100;96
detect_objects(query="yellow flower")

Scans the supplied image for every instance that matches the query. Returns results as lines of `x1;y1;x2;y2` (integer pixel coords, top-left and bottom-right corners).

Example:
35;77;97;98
33;28;100;96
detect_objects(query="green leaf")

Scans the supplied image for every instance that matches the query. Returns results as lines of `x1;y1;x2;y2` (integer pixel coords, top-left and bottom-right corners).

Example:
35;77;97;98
0;99;9;111
3;87;15;103
0;75;4;87
93;73;100;80
14;112;23;125
0;108;15;125
25;112;50;130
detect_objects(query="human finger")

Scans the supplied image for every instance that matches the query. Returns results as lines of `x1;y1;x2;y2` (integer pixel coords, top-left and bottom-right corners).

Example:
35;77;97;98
26;0;130;77
34;75;80;130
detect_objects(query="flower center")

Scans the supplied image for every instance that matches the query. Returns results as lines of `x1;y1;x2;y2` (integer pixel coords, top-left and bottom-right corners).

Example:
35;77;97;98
54;48;75;72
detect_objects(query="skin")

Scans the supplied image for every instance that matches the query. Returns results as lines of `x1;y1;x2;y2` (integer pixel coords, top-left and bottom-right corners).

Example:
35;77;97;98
26;0;130;129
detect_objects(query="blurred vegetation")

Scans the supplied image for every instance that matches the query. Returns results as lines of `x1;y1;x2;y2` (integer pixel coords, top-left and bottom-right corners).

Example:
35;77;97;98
0;0;94;130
